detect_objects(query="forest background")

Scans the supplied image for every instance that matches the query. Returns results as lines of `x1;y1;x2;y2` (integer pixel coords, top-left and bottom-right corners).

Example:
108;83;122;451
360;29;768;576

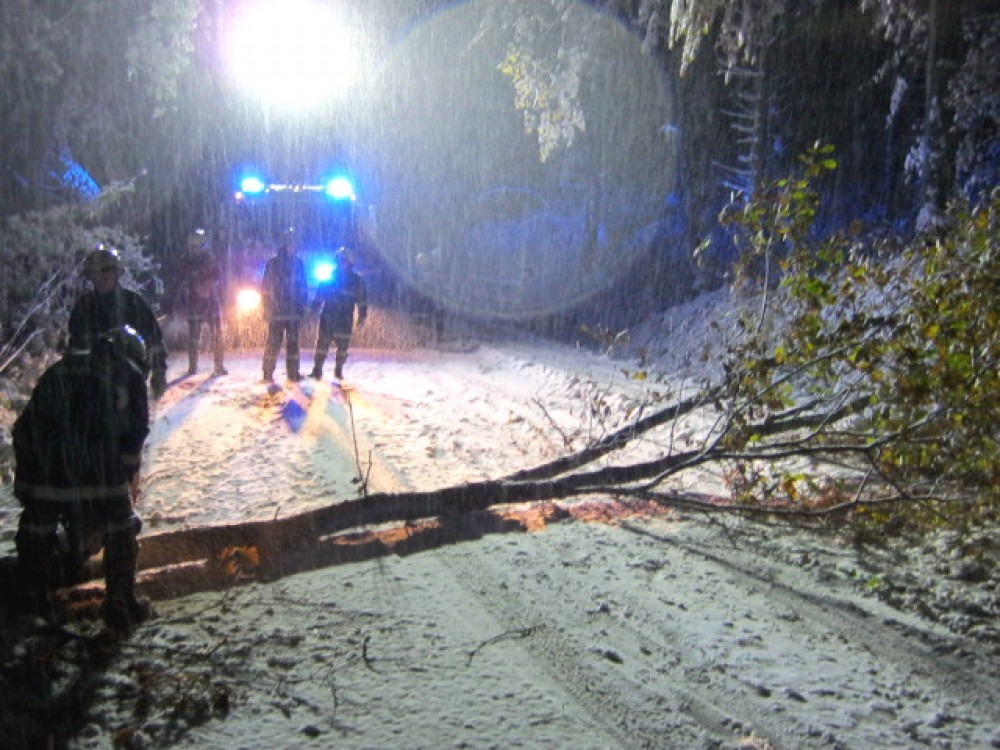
0;1;998;560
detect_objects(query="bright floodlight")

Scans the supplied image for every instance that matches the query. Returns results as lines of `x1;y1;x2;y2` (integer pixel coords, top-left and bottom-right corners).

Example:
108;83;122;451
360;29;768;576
226;0;359;109
325;176;355;201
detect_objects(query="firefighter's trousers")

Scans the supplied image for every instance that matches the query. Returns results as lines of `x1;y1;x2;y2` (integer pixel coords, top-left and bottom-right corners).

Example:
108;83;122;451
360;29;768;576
15;496;142;611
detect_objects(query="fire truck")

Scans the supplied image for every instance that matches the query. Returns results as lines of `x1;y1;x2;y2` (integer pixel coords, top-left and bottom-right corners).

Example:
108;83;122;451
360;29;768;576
216;170;368;346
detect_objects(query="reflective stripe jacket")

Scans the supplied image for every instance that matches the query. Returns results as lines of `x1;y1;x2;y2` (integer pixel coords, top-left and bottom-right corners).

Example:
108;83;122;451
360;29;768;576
312;268;368;336
261;250;308;322
183;250;223;323
12;354;150;505
68;287;168;377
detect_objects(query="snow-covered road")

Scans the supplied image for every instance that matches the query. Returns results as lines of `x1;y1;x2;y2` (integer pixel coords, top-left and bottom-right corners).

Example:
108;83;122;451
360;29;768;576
3;341;998;749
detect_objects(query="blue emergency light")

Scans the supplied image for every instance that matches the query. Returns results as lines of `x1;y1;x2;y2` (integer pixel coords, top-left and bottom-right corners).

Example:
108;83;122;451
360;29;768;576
325;176;355;201
240;176;266;195
237;174;354;201
313;261;335;283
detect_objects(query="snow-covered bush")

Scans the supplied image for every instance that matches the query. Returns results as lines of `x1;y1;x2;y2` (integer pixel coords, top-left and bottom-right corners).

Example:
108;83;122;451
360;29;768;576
0;205;158;381
718;148;999;528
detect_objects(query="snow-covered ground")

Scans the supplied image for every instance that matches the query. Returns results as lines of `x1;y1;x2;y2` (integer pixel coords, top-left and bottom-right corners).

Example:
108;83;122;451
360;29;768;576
1;298;998;749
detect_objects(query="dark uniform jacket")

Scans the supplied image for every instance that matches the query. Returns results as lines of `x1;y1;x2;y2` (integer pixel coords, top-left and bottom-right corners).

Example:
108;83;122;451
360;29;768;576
261;250;308;322
312;268;368;336
13;353;150;505
68;288;168;377
184;251;223;324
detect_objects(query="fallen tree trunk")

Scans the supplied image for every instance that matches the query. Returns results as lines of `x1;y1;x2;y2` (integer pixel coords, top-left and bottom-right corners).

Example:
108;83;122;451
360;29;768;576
1;389;878;604
135;478;582;571
134;392;874;573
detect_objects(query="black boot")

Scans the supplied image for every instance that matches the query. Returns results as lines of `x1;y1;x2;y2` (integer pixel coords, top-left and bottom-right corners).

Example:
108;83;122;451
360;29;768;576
287;355;301;381
17;585;57;622
103;594;154;632
310;354;325;380
15;541;60;621
212;329;227;376
262;352;277;384
103;528;153;632
187;329;200;375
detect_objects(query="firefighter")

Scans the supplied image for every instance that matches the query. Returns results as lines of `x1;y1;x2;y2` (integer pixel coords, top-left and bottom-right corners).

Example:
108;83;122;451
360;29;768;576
13;326;153;630
68;245;168;399
183;228;227;376
309;247;367;380
261;227;309;382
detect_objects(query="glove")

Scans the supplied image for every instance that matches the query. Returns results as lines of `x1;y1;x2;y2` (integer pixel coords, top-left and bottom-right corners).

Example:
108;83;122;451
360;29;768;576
150;369;167;400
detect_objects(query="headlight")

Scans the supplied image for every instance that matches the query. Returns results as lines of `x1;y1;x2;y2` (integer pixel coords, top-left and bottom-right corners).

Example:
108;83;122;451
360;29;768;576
236;287;262;314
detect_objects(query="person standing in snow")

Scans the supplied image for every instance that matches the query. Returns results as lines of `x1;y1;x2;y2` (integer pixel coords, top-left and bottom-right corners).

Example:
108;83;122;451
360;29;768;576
69;245;169;399
261;228;309;383
309;247;368;380
181;228;227;377
13;326;153;631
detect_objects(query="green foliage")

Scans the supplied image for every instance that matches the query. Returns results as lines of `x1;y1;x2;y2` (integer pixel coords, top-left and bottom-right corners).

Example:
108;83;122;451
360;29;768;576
0;203;158;380
498;44;586;162
866;197;999;506
721;142;837;292
494;1;587;162
717;149;999;529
